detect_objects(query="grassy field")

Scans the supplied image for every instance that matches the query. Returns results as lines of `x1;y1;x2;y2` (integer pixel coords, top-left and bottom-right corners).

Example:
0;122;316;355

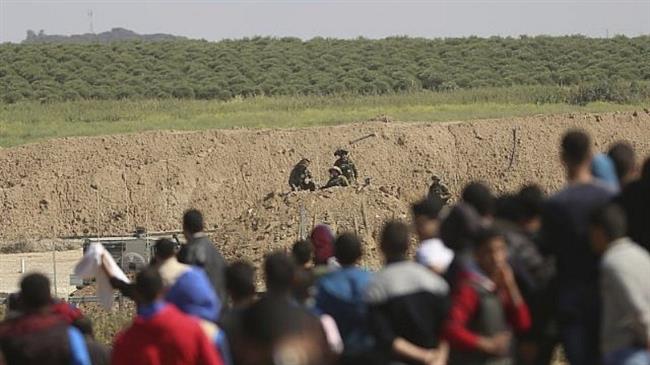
1;86;649;147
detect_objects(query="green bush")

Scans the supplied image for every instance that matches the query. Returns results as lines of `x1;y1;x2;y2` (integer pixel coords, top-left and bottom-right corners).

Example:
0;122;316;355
0;36;649;102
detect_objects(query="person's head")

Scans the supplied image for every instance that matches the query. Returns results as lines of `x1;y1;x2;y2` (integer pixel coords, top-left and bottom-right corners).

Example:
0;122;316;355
608;141;637;185
334;149;349;158
517;184;545;233
589;204;628;255
334;233;363;266
411;197;444;241
135;267;164;306
292;268;315;305
236;296;332;365
440;202;483;252
380;221;410;262
264;252;296;296
462;181;495;219
153;238;177;263
474;228;508;277
182;209;204;237
299;158;311;167
329;167;342;178
495;194;522;223
19;273;52;312
310;225;334;265
226;261;257;306
291;240;313;268
561;129;592;177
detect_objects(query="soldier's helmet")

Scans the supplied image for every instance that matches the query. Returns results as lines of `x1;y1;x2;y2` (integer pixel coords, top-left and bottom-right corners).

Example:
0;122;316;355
334;149;349;157
329;166;343;175
431;175;441;182
299;158;311;165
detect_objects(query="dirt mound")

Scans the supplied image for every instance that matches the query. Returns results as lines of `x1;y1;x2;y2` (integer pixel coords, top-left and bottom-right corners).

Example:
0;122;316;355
215;186;410;268
1;111;649;265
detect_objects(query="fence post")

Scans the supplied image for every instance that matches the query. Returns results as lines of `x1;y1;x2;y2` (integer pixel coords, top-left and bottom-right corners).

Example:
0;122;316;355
52;250;58;299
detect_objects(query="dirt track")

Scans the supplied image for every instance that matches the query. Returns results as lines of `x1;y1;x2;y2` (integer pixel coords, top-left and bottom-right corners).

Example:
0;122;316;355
1;111;649;266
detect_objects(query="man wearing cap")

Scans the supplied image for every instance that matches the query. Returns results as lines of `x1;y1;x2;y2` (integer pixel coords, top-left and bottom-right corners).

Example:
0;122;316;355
322;167;350;190
289;158;317;191
334;149;358;184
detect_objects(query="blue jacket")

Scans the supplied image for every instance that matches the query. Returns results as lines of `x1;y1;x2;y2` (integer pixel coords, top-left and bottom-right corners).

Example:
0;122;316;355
165;267;222;322
316;267;374;354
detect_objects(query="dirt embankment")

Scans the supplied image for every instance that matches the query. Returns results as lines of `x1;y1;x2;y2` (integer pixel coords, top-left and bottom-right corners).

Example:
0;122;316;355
1;111;649;265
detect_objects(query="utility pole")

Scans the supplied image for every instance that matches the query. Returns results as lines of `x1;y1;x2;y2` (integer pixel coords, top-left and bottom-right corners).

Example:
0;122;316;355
88;10;94;34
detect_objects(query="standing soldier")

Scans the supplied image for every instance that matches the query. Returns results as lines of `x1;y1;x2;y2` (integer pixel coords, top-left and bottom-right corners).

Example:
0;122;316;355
428;175;451;205
334;149;358;184
289;158;317;191
321;167;349;190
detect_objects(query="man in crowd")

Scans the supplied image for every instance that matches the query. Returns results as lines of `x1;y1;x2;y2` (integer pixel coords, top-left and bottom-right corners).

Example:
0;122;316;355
292;239;314;270
0;273;91;365
590;204;650;365
540;130;616;365
316;233;376;364
462;181;495;225
444;228;531;365
365;221;450;365
289;158;317;191
608;141;638;187
111;268;222;365
617;158;650;252
154;238;221;322
412;197;455;276
178;209;228;302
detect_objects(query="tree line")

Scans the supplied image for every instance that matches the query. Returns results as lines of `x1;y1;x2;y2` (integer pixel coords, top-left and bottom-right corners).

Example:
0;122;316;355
1;35;649;103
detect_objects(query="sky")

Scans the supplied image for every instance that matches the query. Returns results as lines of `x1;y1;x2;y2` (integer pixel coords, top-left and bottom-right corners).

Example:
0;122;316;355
1;0;649;43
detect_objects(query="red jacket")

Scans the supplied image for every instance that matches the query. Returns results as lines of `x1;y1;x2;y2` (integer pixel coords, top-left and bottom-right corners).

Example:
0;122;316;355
112;304;222;365
443;270;531;351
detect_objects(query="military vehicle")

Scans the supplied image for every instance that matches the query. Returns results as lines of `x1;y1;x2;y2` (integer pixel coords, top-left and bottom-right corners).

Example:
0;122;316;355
69;228;184;287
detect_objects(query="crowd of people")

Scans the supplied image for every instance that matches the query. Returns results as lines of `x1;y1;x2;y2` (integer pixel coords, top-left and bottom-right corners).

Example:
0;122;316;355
1;128;650;365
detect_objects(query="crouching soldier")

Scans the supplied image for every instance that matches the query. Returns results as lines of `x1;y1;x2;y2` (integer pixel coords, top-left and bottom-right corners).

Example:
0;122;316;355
289;158;316;191
321;167;349;190
334;149;358;184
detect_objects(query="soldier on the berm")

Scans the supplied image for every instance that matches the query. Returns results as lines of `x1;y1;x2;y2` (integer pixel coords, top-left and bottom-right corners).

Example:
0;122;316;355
289;158;317;191
334;149;358;184
321;166;349;190
428;175;451;204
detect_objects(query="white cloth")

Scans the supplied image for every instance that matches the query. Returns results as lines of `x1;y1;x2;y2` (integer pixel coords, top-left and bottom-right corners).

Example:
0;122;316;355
74;242;130;310
415;238;455;274
320;314;344;354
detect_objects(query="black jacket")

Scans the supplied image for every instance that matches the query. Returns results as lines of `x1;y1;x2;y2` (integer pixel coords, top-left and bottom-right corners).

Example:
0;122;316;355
177;234;228;303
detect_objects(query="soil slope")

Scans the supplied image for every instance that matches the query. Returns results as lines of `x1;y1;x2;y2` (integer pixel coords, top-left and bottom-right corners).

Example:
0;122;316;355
1;111;649;265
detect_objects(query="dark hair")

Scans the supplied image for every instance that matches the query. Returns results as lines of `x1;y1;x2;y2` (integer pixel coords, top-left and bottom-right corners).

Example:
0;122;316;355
462;181;495;217
380;221;410;259
517;184;545;220
440;202;483;251
561;130;591;166
183;209;204;234
226;261;256;302
411;197;443;219
292;268;315;304
135;267;164;304
20;273;51;311
154;238;176;260
475;227;505;249
590;203;627;241
291;240;313;266
264;252;296;294
334;233;363;266
495;194;522;222
608;142;636;181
